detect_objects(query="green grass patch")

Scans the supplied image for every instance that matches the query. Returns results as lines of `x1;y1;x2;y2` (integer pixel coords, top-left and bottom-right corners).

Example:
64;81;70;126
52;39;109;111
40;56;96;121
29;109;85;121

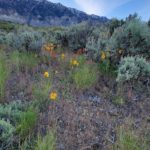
114;126;148;150
76;55;86;65
112;96;125;106
17;108;37;138
72;64;98;89
35;130;56;150
10;51;39;71
32;77;51;110
0;21;15;32
0;51;10;100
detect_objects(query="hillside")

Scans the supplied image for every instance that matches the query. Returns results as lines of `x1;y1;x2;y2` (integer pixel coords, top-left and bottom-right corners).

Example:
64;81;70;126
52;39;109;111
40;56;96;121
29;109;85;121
0;16;150;149
0;0;108;26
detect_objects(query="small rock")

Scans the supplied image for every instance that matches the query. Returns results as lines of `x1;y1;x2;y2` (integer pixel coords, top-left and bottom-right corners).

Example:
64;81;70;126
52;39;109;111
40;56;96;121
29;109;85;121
108;108;119;116
91;143;102;150
57;143;65;150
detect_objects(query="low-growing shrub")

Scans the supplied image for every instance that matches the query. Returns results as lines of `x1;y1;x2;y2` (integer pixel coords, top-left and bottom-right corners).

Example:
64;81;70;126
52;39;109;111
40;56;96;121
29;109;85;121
0;101;28;124
0;119;15;142
5;30;45;53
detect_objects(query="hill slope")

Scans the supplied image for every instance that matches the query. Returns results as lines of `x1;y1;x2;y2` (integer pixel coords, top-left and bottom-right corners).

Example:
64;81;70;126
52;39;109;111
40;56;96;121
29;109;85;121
0;0;108;26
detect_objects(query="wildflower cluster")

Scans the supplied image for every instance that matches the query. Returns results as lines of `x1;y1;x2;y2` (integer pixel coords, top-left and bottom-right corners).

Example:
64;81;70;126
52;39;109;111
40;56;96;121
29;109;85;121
70;59;79;67
43;43;56;52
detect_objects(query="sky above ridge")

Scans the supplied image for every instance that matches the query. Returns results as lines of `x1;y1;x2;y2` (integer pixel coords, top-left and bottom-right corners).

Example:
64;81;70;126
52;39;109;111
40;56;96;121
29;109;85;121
48;0;150;20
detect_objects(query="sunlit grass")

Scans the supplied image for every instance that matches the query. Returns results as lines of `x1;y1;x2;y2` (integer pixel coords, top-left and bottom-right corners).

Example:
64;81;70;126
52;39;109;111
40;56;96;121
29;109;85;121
17;108;37;138
35;129;56;150
0;50;10;100
32;74;51;110
10;51;39;71
114;126;148;150
72;64;98;89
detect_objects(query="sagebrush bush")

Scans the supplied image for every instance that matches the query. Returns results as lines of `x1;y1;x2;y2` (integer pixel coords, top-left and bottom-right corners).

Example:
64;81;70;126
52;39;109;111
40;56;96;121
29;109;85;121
86;25;109;52
0;119;15;142
85;25;110;61
57;23;91;49
109;19;150;59
0;101;33;149
0;101;28;123
5;29;45;52
117;56;150;82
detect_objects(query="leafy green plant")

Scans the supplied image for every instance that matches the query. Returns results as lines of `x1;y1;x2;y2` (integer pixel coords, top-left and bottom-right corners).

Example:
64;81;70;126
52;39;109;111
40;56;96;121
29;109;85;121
99;61;117;77
35;130;56;150
76;55;86;65
72;64;98;89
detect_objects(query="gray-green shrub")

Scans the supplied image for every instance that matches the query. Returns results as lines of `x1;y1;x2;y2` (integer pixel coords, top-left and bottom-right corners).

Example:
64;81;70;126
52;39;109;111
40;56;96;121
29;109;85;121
5;29;45;52
117;56;150;82
0;119;15;141
109;19;150;58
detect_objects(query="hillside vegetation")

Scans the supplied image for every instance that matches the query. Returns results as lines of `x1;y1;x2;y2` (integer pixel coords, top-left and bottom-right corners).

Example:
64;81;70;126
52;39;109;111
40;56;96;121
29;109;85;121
0;15;150;150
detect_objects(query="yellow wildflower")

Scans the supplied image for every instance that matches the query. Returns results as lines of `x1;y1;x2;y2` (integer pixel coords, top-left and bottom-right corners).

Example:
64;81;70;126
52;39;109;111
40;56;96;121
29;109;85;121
118;49;123;54
49;92;57;100
44;71;49;78
71;59;79;66
61;53;65;60
101;51;106;60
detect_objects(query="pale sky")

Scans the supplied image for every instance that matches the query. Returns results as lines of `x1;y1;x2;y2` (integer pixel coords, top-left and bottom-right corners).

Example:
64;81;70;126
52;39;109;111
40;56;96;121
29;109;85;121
48;0;150;20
